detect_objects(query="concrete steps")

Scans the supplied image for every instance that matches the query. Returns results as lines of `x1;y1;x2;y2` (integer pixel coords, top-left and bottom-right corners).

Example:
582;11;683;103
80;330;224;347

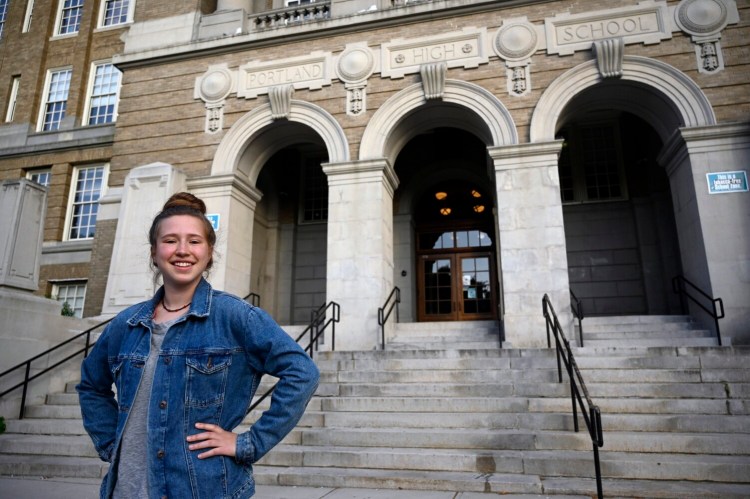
1;317;749;497
575;315;722;348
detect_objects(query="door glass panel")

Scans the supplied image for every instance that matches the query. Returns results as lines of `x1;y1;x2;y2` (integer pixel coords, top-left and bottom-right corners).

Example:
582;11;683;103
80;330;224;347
424;258;452;316
420;232;455;250
461;256;492;314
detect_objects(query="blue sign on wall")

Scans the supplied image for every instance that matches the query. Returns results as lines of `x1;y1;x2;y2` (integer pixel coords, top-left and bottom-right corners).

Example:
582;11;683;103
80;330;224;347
206;214;220;231
706;171;748;194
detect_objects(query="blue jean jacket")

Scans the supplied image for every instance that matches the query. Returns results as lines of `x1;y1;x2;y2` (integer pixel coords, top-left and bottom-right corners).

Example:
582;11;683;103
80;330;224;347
77;278;320;499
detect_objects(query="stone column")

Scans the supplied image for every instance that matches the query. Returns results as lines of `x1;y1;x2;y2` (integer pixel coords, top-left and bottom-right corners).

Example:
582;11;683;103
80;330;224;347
489;141;570;347
102;163;187;315
189;172;262;299
323;159;399;351
658;123;750;345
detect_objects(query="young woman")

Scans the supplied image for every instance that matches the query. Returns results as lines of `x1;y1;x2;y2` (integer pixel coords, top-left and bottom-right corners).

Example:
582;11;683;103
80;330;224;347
78;192;320;499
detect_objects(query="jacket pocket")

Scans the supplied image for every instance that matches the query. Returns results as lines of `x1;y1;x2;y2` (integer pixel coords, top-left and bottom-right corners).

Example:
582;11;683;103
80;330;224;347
185;353;232;408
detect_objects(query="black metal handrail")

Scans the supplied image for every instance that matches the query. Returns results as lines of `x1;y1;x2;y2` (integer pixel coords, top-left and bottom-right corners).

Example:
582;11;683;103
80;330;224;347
247;301;340;414
570;287;584;347
0;317;113;419
377;287;400;350
672;275;724;346
244;292;261;308
543;294;604;499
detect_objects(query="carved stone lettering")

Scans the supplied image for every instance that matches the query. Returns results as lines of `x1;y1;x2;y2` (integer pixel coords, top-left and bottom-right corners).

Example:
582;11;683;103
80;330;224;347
238;52;333;99
381;28;489;79
545;1;672;55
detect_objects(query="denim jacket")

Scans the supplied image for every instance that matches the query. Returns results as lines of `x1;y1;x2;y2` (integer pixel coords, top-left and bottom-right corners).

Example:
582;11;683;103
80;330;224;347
77;278;320;499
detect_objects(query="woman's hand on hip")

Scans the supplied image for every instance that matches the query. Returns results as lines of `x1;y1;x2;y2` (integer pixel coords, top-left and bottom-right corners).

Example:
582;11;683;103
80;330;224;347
186;422;237;459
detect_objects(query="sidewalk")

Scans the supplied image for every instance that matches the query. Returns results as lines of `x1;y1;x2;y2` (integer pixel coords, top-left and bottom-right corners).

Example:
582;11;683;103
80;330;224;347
0;476;579;498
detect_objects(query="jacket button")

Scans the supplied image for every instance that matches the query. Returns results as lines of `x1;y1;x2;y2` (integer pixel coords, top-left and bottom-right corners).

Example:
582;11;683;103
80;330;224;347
157;450;165;459
164;357;172;365
159;400;167;409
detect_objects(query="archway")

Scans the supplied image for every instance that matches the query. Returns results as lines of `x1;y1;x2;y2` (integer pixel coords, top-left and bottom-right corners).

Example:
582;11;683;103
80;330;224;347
208;102;347;324
532;57;717;318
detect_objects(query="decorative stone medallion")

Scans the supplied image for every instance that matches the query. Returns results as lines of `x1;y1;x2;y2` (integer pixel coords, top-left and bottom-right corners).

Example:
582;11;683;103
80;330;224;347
674;0;739;74
336;43;376;117
194;64;237;134
336;45;375;83
493;21;538;61
494;18;538;97
675;0;729;35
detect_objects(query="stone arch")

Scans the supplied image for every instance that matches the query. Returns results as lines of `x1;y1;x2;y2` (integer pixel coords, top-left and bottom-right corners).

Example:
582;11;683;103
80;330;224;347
530;56;716;142
359;79;518;163
211;100;350;183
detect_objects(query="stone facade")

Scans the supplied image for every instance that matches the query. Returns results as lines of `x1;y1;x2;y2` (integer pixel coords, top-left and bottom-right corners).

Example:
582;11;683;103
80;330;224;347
1;0;748;347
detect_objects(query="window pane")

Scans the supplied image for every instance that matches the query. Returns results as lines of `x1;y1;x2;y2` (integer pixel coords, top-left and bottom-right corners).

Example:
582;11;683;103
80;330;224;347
29;171;51;187
581;125;621;201
43;70;72;131
59;0;83;34
424;259;451;316
103;0;129;26
302;158;328;222
55;282;86;318
88;64;121;124
0;0;9;40
68;166;105;240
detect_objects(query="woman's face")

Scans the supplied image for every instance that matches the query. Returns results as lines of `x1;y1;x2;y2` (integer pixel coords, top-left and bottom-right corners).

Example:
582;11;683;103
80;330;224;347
152;215;212;290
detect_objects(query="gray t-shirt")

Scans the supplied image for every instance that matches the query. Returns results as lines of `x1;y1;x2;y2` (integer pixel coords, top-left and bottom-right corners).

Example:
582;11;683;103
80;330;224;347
113;318;177;498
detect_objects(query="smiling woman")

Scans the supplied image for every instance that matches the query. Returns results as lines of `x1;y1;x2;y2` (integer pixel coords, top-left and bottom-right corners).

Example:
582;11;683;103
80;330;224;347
77;192;320;499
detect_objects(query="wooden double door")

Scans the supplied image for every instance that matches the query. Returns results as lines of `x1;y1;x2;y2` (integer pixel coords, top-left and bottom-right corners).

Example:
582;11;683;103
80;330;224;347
417;247;497;321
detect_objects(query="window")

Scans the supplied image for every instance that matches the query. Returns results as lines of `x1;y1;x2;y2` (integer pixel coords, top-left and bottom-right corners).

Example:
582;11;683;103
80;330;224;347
27;168;52;187
56;0;83;35
5;76;20;122
100;0;132;27
65;165;107;240
52;281;87;318
23;0;34;32
85;62;121;125
300;157;327;222
39;68;72;131
557;121;627;204
0;0;8;39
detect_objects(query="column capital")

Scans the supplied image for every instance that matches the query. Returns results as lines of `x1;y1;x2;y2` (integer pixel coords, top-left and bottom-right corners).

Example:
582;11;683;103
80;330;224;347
488;140;564;171
188;171;263;210
323;158;399;197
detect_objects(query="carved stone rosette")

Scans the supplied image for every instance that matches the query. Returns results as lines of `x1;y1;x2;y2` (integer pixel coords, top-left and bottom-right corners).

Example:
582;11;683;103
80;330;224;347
675;0;737;74
336;44;375;116
194;64;237;134
493;18;539;97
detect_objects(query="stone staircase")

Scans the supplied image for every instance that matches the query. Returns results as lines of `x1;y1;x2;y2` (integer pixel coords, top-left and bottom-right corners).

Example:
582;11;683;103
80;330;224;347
1;316;749;497
574;315;720;348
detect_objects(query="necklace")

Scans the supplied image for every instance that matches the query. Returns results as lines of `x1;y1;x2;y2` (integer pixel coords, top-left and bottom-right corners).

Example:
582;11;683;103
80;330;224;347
161;300;191;313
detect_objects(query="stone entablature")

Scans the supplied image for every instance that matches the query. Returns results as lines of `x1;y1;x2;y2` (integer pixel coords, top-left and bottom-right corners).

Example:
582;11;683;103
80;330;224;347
193;0;739;130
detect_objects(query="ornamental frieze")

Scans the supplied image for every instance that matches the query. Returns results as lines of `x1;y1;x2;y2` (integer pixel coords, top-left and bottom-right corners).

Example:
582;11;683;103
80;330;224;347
193;0;740;133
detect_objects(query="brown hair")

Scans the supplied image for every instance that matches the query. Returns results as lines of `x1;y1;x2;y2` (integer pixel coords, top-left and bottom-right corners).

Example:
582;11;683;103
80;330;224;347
149;192;217;275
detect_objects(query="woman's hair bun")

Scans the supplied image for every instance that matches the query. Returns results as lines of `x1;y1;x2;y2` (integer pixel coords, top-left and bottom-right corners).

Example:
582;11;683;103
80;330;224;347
163;192;206;214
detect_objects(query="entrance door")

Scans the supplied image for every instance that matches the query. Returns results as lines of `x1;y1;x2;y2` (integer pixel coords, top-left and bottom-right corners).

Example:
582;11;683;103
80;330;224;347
418;251;496;321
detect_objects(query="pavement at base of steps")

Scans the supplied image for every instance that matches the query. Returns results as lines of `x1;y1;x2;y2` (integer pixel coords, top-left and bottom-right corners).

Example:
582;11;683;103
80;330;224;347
0;477;586;499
